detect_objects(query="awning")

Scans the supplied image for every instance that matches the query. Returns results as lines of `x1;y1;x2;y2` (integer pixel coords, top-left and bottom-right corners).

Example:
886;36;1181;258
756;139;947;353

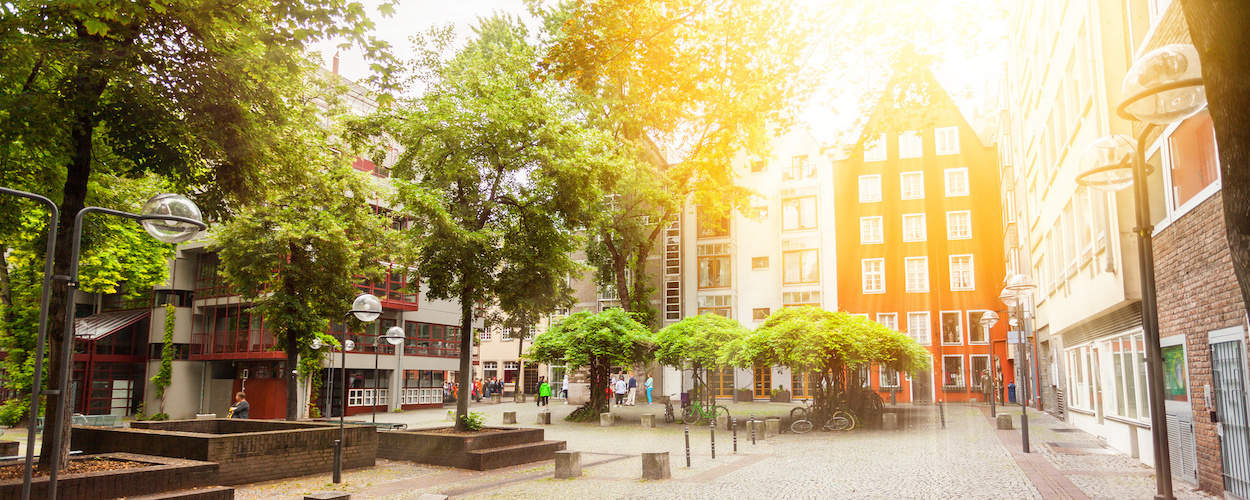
75;310;150;341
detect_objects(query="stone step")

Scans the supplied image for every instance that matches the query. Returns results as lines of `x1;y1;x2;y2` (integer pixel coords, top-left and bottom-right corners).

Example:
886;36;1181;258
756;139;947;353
129;486;235;500
462;427;546;451
467;440;567;470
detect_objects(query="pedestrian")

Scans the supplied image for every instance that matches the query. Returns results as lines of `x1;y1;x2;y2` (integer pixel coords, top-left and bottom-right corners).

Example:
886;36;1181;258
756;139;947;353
645;374;654;404
226;391;249;419
561;374;569;401
473;378;482;402
613;374;628;405
980;370;992;403
626;373;638;405
538;377;552;407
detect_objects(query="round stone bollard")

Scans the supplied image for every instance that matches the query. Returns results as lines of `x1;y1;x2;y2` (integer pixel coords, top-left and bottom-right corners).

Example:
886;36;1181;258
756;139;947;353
502;411;517;424
554;450;582;479
536;411;552;425
996;414;1013;430
882;412;899;430
764;418;781;436
600;412;614;427
640;414;656;428
641;452;671;480
747;419;765;439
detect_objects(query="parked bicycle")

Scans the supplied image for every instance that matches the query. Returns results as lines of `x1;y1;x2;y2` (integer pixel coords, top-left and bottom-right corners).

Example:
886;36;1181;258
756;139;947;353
682;399;731;428
663;398;676;423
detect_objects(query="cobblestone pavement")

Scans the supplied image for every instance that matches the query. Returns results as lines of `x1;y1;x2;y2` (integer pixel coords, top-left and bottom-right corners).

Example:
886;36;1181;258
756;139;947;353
228;400;1214;500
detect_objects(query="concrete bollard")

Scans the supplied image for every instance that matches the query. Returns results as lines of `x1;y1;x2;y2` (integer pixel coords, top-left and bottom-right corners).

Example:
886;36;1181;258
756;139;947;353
765;418;781;436
641;452;671;480
503;411;517;424
882;412;899;430
996;414;1013;430
600;412;614;427
492;394;502;403
536;411;552;425
748;419;765;439
554;450;582;479
641;414;656;428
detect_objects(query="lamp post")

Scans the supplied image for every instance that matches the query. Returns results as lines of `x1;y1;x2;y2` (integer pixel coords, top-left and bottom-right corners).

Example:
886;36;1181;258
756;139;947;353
1075;44;1206;500
978;310;999;418
373;326;405;423
1000;274;1037;453
46;193;205;500
1;188;58;500
336;293;381;483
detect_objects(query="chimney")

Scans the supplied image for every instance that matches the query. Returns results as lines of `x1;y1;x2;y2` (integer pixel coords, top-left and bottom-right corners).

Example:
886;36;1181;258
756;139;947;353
332;51;340;75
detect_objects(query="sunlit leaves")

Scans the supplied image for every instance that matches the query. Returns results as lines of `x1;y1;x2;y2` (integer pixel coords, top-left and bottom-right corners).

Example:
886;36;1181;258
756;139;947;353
654;313;749;368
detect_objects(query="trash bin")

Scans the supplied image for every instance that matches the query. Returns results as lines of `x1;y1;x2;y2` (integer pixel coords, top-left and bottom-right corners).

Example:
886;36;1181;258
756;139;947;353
1007;383;1017;403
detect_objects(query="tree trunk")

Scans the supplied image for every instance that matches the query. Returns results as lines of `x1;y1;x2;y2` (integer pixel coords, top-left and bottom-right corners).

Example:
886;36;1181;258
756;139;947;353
454;285;475;430
515;333;525;401
588;360;608;414
1179;1;1250;318
38;61;107;470
601;231;632;312
285;330;298;420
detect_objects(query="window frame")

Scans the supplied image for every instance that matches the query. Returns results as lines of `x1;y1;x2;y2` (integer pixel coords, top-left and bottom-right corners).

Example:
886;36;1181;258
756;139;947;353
900;171;925;200
876;312;898;331
697;243;732;289
943;167;970;197
942;355;966;389
906;311;931;345
751;256;769;270
861;258;885;294
859;216;884;244
902;213;927;242
1145;108;1222;229
935;126;960;155
949;254;975;291
946;210;972;240
898;130;923;159
940;310;964;345
904;256;929;293
782;248;820;285
863;133;887;162
858;174;883;203
967;310;991;344
781;196;818;231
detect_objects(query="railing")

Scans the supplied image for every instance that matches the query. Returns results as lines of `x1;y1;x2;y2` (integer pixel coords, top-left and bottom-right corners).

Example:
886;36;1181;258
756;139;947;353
347;388;389;407
402;387;441;405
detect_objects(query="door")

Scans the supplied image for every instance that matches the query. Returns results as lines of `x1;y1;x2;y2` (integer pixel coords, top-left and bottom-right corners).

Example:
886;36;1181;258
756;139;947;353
1211;340;1250;497
753;365;772;399
911;369;933;404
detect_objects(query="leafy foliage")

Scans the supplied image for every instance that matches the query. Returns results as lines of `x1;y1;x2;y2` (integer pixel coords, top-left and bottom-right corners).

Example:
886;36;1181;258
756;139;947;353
459;411;486;431
527;308;654;419
150;304;176;414
654;313;749;369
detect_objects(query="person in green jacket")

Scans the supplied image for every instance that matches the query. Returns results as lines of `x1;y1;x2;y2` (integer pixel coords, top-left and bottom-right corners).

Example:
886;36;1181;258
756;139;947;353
537;377;552;407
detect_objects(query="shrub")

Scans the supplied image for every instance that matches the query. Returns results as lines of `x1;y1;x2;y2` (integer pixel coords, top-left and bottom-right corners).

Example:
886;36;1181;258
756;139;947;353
0;398;28;426
459;411;485;431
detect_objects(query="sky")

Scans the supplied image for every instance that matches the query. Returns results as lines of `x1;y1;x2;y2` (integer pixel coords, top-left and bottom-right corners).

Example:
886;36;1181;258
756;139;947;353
313;0;1007;147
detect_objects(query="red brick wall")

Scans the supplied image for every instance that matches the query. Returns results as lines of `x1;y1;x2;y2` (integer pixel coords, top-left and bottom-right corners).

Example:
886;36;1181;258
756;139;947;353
1153;190;1249;494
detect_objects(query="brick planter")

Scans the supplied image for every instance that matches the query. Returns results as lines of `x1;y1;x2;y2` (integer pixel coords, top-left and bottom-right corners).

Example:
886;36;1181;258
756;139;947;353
71;419;376;485
0;442;16;457
377;427;564;470
0;452;217;500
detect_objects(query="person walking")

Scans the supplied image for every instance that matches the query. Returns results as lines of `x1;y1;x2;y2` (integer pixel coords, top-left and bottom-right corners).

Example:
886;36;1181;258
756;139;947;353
980;370;992;403
538;377;552;407
626;373;638;406
561;374;569;402
226;392;249;419
613;374;628;406
645;374;654;404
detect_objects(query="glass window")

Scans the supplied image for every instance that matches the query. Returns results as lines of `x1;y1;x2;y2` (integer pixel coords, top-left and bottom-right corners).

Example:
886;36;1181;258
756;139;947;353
946;211;972;240
904;257;929;293
876;312;898;331
1167;110;1219;211
861;258;885;294
859;175;882;203
902;213;926;242
940;311;963;344
697;206;729;238
967;311;989;343
879;366;900;387
907;312;930;345
782;290;820;307
899;130;922;158
864;133;887;162
943;356;965;388
900;172;924;199
944;168;970;197
949;255;975;291
783;155;815;181
860;216;883;244
935;126;960;155
752;307;770;321
1162;343;1188;402
970;356;990;387
783;249;819;284
698;243;731;289
751;256;769;270
782;197;817;231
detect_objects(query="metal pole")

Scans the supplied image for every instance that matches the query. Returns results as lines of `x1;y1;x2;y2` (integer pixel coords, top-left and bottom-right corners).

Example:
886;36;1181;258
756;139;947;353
1017;302;1030;454
939;400;946;429
683;424;691;467
336;318;348;484
990;355;997;418
709;417;716;459
1131;125;1173;500
1;188;58;500
372;342;379;424
749;415;756;445
732;417;737;453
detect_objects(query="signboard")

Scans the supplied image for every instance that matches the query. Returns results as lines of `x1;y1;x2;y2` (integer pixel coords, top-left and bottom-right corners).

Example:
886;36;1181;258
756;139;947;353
1007;331;1024;344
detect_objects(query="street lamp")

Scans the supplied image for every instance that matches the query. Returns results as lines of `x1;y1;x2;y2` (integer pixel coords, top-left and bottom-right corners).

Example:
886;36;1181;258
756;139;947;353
46;193;204;500
978;310;999;418
372;326;405;423
1000;274;1036;454
1075;43;1205;500
334;293;381;483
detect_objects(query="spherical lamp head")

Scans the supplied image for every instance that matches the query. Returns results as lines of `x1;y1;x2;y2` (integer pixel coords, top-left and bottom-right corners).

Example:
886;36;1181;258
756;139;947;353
141;193;204;243
1003;273;1037;293
978;310;999;329
351;293;382;322
310;338;323;350
1076;135;1136;192
998;288;1018;308
383;326;405;346
1121;44;1206;124
344;339;356;351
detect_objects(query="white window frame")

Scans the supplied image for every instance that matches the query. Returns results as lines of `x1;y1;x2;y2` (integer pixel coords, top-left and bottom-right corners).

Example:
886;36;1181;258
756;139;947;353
935;126;960;155
904;256;929;293
944;168;970;197
907;311;931;345
949;254;975;291
902;213;926;242
858;174;882;203
969;354;991;387
966;310;991;344
1145;107;1223;234
899;130;923;159
900;171;924;200
942;354;966;388
946;210;972;240
861;258;885;294
478;327;491;342
876;312;898;331
879;365;901;388
863;133;887;162
859;216;884;244
940;310;964;345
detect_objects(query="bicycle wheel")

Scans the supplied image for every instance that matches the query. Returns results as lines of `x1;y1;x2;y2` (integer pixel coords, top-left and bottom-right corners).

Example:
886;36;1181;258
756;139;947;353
791;419;814;434
789;406;809;422
714;405;732;430
825;411;855;431
682;407;699;424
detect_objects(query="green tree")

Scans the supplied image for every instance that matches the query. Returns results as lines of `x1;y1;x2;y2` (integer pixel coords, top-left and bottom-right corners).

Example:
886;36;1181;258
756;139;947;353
149;303;177;419
214;164;394;421
533;0;813;325
0;0;395;467
387;16;615;430
654;313;749;403
527;309;654;420
720;307;929;422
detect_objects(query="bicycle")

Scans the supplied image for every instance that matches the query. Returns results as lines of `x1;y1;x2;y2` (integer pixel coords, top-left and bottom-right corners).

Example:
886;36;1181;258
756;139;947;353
789;407;856;433
663;398;676;423
681;399;731;428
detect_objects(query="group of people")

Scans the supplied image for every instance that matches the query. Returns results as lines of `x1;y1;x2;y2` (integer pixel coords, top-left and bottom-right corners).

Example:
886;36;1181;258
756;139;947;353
607;372;654;406
472;377;507;401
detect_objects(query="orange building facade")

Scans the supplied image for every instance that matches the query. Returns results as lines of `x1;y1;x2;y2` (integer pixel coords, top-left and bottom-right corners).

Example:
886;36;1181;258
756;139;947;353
834;74;1011;404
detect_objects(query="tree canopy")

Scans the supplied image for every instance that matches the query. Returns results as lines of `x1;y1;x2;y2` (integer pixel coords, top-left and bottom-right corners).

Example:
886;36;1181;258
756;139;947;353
654;313;750;369
527;308;654;419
